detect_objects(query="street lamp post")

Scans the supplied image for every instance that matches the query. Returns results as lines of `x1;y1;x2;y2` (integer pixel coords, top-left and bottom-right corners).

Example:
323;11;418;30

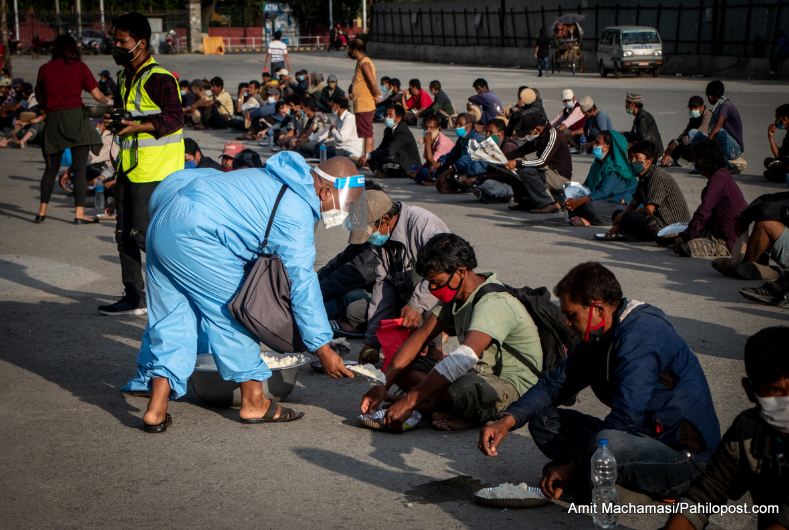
362;0;367;33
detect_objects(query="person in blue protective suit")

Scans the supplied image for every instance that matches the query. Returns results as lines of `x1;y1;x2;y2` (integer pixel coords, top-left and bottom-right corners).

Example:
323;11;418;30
122;153;360;433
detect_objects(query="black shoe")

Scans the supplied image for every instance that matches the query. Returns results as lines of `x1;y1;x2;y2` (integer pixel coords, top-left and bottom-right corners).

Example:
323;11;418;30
739;283;789;307
144;413;172;433
34;214;46;223
74;217;99;225
98;296;147;316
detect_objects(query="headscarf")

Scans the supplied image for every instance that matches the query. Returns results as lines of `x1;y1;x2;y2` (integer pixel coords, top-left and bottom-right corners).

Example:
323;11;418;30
584;130;635;191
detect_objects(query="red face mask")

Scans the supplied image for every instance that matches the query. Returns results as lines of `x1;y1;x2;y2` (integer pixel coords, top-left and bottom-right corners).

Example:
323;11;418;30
429;271;462;304
583;303;606;343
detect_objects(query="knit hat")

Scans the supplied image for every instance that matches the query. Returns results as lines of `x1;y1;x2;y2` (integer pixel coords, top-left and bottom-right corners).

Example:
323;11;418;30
626;92;642;103
578;96;595;112
688;95;704;107
348;190;394;245
561;88;575;101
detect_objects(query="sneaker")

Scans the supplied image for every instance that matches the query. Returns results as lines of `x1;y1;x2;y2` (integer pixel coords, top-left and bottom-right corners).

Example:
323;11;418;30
471;186;483;201
728;157;748;174
98;296;147;316
735;262;780;281
739;282;789;307
569;148;580;155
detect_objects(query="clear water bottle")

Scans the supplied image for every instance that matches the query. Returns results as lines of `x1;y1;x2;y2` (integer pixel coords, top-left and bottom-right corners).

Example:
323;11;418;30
319;143;327;163
578;134;587;154
94;177;105;216
591;438;618;529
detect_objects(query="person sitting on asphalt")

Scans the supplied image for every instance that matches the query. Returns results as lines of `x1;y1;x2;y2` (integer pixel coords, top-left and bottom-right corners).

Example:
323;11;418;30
319;242;378;339
688;80;746;172
739;270;789;308
362;233;544;431
306;72;326;97
97;69;117;97
503;113;572;213
505;86;548;140
419;80;455;128
289;100;333;154
197;76;234;130
660;95;712;167
219;142;244;172
354;190;451;365
764;103;789;183
468;78;504;126
469;119;521;203
184;79;211;126
711;191;789;281
184;137;222;170
579;96;613;154
433;113;488;193
412;114;454;184
240;87;281;141
479;262;721;504
664;326;789;530
323;95;364;160
375;77;402;122
607;140;690;242
566;130;637;226
551;88;586;152
361;104;420;179
262;100;293;147
622;92;664;155
401;78;433;126
673;140;748;258
318;74;345;113
231;149;264;170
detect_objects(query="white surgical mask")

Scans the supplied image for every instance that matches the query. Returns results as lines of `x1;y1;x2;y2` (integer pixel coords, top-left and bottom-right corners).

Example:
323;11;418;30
267;96;276;104
320;194;348;229
689;109;702;119
757;396;789;434
564;101;575;110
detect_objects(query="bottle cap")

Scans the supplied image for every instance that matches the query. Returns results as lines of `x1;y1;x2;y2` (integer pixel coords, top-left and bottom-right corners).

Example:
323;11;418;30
598;438;608;447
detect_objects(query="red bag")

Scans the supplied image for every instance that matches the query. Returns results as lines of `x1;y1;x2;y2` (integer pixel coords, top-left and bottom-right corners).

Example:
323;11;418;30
376;318;414;370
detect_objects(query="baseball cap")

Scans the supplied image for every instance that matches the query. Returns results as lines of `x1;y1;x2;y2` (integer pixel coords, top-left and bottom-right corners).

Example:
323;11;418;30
221;142;244;159
348;190;394;245
276;68;289;77
267;87;281;96
561;88;575;101
579;96;595;112
327;74;338;83
0;78;11;87
688;95;704;107
184;137;199;156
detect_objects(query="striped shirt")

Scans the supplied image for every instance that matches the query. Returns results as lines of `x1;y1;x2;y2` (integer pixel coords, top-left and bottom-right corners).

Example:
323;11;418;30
633;165;691;228
267;40;288;63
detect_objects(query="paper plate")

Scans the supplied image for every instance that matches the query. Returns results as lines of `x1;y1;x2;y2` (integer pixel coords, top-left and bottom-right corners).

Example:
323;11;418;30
474;485;551;509
656;223;689;238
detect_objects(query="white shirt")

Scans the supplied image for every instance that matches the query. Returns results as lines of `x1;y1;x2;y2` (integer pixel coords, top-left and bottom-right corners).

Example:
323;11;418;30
329;110;364;157
267;40;288;63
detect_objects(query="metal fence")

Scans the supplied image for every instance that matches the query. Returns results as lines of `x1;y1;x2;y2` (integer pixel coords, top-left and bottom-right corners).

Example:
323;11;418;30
370;2;787;58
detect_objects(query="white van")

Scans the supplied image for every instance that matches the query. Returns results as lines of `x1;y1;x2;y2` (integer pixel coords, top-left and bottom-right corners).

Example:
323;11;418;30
597;26;664;78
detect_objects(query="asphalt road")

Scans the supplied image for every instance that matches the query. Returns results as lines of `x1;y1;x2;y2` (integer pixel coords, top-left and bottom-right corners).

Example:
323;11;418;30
1;52;787;530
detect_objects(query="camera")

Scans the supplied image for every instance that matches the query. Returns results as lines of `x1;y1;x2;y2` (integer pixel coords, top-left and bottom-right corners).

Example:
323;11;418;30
107;108;133;134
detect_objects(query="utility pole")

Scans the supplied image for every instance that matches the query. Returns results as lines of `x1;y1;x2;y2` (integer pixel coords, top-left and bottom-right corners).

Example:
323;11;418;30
13;0;20;44
99;0;105;30
329;0;333;31
76;0;82;36
54;0;61;35
1;0;10;73
362;0;367;33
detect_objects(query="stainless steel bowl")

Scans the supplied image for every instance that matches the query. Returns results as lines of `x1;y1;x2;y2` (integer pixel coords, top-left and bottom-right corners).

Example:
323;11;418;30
190;353;309;407
84;104;113;118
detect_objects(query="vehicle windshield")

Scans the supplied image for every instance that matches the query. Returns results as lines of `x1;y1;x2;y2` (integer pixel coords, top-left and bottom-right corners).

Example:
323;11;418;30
622;31;660;45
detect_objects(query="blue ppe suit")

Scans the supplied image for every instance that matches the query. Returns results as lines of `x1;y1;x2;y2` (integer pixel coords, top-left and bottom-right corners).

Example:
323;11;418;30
122;152;333;399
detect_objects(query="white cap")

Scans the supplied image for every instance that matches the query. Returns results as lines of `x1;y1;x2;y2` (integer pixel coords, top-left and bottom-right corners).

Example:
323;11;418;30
276;68;289;76
561;88;575;101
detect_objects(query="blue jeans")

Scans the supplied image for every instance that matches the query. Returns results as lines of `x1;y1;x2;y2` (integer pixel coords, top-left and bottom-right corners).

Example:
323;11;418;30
478;179;513;202
688;128;742;161
537;57;549;73
528;407;704;501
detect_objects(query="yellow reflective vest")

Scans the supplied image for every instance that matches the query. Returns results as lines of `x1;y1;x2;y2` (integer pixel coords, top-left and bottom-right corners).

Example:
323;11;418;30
117;56;184;183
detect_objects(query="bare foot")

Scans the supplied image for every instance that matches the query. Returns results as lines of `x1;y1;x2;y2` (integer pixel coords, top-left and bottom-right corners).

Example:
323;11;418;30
431;412;477;431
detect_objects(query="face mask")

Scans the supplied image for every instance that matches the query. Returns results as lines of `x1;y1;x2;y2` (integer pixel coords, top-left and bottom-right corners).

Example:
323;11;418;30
564;101;575;110
112;40;142;66
455;127;468;138
328;82;337;89
489;134;501;145
267;97;276;104
756;395;789;434
380;85;389;94
630;161;645;175
429;271;463;304
625;107;634;115
689;109;702;119
296;75;305;82
777;119;786;130
184;160;197;169
180;89;187;96
385;117;396;128
300;110;306;118
592;145;605;160
368;231;390;246
583;304;606;343
320;192;348;229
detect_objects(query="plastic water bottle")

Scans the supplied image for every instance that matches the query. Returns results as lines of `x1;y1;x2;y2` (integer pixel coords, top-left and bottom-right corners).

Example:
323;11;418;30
319;143;327;163
94;177;105;216
578;134;587;154
591;439;618;529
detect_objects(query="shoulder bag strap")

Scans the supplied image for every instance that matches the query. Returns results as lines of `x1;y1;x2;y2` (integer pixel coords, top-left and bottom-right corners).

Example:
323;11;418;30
260;185;288;253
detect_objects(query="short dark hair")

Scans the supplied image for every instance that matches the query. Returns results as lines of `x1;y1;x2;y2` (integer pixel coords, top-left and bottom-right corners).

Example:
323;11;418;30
380;76;391;84
183;137;200;156
273;30;283;40
249;80;261;89
52;34;81;62
472;78;488;89
262;71;272;78
275;101;289;112
112;12;152;44
597;130;613;148
486;118;507;132
744;327;789;386
416;233;477;277
693;139;727;175
456;112;475;126
179;80;190;89
331;96;350;110
554;262;623;307
388;104;406;118
210;76;224;88
390;78;401;89
238;82;249;91
706;80;725;98
424;114;441;127
349;38;366;53
409;78;421;90
629;140;658;162
232;149;264;170
776;104;789;119
429;80;441;91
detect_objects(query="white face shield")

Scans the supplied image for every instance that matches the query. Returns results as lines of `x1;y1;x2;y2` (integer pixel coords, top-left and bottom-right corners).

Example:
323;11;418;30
313;166;366;231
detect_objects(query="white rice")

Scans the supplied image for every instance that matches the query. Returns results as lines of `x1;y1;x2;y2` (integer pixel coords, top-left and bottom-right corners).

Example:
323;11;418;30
476;482;541;500
261;353;305;369
348;363;386;383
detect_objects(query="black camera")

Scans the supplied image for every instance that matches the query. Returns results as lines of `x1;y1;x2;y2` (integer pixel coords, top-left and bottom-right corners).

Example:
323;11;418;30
107;108;132;134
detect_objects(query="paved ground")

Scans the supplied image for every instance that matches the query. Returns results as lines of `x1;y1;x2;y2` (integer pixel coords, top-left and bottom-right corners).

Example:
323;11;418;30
1;52;787;529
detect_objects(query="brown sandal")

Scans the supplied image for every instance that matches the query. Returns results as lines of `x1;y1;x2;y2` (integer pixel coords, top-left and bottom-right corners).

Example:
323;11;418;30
240;401;304;423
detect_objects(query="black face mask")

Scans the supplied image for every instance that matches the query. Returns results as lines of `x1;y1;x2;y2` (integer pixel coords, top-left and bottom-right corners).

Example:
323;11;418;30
112;41;141;66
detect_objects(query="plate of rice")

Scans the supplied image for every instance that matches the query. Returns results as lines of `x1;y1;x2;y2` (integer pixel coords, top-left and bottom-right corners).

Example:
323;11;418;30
474;482;551;508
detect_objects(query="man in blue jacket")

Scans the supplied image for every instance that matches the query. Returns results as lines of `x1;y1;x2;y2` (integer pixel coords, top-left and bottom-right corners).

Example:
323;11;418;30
122;153;358;433
434;112;487;193
479;262;720;502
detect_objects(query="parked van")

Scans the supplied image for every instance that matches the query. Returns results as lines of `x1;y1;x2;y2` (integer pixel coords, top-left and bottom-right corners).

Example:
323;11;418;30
597;26;664;78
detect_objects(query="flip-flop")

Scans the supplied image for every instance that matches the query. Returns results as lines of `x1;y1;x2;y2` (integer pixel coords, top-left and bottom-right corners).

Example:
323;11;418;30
594;233;624;241
240;401;304;424
143;413;172;433
329;319;365;339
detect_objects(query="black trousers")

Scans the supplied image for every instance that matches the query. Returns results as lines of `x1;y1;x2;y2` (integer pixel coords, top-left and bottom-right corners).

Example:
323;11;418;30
114;172;158;304
619;210;662;241
40;145;90;207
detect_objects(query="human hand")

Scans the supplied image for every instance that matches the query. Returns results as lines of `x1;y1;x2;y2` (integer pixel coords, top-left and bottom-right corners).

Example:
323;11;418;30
358;155;368;167
383;392;417;426
357;343;380;364
478;415;515;456
316;345;354;379
660;153;673;167
400;305;422;328
768;123;777;137
607;224;621;236
505;159;518;170
360;384;388;413
565;197;584;211
116;120;141;137
540;462;576;500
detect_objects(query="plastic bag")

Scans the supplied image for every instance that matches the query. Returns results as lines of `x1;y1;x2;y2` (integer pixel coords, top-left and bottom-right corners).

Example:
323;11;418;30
562;181;591;200
60;147;72;168
376;318;414;370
